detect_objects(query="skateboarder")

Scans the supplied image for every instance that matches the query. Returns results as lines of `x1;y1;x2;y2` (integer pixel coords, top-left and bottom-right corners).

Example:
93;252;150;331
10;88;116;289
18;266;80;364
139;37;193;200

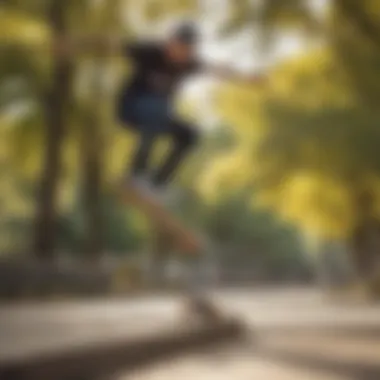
56;22;265;200
116;23;265;201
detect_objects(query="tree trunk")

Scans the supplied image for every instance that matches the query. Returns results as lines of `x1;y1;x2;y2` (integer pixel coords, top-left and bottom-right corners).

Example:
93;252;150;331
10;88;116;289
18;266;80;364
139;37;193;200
79;0;121;261
349;190;380;294
33;1;73;260
81;102;104;260
351;221;380;279
80;58;109;261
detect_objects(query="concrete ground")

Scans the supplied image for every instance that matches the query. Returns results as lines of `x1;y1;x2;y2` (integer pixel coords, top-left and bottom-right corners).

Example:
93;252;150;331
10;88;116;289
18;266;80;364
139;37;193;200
1;288;380;379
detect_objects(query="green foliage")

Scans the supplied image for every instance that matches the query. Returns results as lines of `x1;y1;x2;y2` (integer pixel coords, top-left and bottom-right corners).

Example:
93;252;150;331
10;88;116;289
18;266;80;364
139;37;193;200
8;0;380;281
142;0;198;24
56;191;145;254
214;47;380;240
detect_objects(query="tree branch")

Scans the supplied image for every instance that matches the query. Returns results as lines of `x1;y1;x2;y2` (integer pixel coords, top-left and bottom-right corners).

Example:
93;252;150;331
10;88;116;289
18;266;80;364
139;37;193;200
336;0;380;49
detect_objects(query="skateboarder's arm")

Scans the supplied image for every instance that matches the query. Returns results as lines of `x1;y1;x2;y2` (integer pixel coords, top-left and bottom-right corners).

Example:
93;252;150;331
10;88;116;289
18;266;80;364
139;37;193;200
202;64;267;87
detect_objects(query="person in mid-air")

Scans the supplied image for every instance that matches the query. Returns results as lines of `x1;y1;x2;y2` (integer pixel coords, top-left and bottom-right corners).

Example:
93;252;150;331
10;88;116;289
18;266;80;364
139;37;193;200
59;22;265;202
115;22;266;201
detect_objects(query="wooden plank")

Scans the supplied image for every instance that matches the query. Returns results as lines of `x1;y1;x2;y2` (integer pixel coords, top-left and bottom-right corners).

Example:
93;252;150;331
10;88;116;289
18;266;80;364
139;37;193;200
119;185;202;254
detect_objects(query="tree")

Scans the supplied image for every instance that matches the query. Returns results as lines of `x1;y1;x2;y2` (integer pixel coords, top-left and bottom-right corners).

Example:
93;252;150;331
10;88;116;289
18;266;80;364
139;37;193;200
33;1;75;259
0;0;200;260
0;1;74;259
213;45;380;287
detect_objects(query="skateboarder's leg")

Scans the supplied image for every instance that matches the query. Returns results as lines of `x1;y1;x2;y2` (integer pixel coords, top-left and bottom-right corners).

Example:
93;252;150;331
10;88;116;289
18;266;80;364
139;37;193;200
129;132;156;178
152;120;199;186
119;95;165;181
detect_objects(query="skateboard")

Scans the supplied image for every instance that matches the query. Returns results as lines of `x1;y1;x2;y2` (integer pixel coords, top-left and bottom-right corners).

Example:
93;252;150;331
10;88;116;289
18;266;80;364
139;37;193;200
120;182;202;255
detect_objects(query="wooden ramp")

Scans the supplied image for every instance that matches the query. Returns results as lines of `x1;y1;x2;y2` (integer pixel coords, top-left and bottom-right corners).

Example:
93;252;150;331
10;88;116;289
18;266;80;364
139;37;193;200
120;184;202;255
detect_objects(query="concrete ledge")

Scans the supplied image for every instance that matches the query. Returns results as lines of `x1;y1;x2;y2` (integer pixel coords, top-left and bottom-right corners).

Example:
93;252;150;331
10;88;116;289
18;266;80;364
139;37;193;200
0;319;244;380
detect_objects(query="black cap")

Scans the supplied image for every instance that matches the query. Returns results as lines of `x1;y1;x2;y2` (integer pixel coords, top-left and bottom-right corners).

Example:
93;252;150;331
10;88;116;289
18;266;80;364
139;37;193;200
173;23;199;45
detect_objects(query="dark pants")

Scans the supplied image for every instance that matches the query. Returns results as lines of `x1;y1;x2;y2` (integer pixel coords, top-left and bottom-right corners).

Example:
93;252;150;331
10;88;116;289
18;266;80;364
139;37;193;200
118;94;199;185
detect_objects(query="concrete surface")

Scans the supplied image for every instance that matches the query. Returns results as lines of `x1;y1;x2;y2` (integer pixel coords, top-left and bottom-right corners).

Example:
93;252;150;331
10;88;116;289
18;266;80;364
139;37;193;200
1;288;380;379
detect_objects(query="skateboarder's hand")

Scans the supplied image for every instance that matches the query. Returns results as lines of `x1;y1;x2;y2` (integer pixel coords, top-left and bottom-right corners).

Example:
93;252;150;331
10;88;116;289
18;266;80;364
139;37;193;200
204;64;268;88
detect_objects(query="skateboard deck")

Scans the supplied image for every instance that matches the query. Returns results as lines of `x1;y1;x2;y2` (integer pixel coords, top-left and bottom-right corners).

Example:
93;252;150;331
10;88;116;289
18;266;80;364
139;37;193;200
120;183;202;254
